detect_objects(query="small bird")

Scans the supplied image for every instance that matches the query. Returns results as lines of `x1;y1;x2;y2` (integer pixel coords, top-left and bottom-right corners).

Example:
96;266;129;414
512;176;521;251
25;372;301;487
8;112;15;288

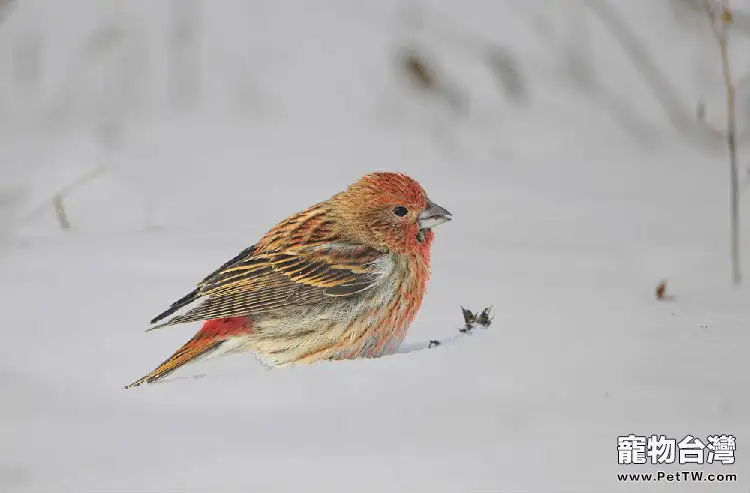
125;172;452;388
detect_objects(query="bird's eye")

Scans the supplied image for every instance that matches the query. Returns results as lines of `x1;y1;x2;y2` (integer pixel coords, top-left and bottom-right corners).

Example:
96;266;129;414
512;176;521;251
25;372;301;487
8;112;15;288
393;206;408;217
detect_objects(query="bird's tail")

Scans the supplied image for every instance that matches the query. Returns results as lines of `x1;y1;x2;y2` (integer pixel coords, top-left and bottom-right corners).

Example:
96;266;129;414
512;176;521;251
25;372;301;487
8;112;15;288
125;316;252;389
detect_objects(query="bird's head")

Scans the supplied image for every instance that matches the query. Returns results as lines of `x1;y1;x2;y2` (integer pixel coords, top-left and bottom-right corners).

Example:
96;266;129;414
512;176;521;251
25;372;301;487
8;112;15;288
333;172;452;254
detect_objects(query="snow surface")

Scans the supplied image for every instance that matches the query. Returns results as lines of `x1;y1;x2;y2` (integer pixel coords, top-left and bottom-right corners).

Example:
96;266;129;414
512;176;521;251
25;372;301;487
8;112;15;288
1;1;750;492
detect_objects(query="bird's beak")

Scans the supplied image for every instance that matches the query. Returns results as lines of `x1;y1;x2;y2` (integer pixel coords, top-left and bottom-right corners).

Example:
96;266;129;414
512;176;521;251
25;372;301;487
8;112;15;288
418;200;453;229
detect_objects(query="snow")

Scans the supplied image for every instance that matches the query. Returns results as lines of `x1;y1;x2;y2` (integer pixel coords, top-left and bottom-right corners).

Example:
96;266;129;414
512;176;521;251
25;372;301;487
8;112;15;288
1;1;750;491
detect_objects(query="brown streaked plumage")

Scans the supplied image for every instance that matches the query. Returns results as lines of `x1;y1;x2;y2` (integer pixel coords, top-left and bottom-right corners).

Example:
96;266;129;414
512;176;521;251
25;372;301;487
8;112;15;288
125;172;452;388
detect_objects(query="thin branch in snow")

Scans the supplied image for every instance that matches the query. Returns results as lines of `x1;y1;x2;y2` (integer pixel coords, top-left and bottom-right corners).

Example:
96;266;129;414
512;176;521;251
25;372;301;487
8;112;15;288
25;165;110;230
679;0;750;38
583;0;723;147
702;0;742;285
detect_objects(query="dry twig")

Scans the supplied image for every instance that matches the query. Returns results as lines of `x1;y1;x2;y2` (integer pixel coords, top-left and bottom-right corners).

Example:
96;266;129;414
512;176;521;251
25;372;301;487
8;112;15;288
702;0;741;284
25;166;110;230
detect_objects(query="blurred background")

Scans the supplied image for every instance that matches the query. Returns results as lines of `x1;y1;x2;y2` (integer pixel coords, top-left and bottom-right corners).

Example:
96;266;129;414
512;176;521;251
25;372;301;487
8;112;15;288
2;0;750;237
2;1;750;492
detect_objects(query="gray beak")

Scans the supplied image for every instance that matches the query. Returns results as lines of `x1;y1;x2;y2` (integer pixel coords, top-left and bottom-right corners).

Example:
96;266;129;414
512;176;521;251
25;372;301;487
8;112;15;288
418;200;453;229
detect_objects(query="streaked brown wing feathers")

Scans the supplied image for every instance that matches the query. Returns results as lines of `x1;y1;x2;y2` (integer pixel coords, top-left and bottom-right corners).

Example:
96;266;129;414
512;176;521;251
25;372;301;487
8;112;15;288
156;280;323;327
150;243;383;329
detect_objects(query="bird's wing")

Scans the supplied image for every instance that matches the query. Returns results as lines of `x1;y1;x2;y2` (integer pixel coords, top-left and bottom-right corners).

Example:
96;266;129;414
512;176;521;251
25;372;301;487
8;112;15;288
147;245;258;326
148;242;385;330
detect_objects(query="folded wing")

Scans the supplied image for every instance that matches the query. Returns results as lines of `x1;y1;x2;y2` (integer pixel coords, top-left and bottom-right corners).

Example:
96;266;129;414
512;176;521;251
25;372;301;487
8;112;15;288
148;242;384;330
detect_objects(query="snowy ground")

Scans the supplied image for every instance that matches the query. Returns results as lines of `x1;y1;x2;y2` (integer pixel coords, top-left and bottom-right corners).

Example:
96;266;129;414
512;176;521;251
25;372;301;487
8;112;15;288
2;1;750;492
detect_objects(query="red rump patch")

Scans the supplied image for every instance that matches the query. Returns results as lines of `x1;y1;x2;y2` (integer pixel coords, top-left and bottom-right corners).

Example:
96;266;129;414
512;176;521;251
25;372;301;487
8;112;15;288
196;317;253;341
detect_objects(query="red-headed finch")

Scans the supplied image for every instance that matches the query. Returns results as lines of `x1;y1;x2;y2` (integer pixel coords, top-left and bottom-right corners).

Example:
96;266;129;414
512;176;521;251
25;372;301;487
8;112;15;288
125;172;452;388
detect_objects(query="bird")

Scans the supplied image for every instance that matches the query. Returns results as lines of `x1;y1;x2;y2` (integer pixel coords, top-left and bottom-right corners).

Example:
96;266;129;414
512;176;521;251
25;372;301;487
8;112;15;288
125;172;452;388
